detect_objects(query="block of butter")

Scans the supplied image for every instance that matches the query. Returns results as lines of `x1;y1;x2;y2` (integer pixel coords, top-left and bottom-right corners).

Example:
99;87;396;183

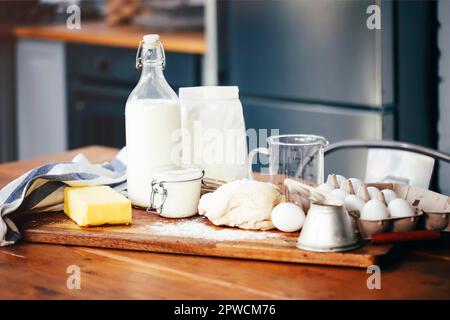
64;186;132;227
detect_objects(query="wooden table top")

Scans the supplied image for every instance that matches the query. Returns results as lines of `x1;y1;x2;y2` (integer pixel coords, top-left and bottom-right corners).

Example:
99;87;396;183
0;146;449;300
13;22;205;54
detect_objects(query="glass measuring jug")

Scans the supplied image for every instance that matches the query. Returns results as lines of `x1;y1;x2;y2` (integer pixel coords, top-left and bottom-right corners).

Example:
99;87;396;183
247;134;329;195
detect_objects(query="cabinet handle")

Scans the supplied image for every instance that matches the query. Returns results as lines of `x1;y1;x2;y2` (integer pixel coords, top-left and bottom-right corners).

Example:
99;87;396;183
75;100;85;112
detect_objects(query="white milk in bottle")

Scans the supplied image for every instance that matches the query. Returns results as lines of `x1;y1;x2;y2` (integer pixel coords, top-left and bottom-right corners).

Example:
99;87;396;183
125;35;181;207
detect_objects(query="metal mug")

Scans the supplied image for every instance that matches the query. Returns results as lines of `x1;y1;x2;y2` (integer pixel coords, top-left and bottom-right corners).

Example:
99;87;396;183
247;134;329;197
297;203;361;252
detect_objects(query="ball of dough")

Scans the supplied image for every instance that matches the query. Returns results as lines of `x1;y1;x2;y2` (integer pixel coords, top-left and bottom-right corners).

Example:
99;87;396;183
198;179;282;230
271;202;305;232
388;198;416;218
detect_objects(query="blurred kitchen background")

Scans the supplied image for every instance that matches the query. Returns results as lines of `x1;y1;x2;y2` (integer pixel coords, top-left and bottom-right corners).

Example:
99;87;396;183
0;0;449;194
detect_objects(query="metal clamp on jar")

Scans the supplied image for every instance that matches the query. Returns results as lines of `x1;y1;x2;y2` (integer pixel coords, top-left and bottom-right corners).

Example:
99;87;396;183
148;166;205;218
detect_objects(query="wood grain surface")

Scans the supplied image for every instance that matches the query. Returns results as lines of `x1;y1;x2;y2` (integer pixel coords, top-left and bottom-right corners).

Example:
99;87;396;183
17;211;393;268
0;146;449;299
13;22;205;54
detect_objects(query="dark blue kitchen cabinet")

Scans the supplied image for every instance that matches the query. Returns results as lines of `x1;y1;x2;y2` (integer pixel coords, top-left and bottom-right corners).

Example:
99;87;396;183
68;83;130;148
67;44;201;149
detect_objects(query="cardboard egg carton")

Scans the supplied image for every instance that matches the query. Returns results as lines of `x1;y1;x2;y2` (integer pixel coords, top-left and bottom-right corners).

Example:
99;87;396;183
365;183;450;233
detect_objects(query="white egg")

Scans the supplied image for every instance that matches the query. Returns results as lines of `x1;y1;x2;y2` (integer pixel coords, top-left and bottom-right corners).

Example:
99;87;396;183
366;186;380;199
316;183;333;194
388;198;415;218
381;189;398;204
357;186;370;202
344;194;365;212
360;199;390;220
271;202;306;232
325;174;340;189
340;180;355;194
345;178;364;193
335;174;347;188
330;188;348;201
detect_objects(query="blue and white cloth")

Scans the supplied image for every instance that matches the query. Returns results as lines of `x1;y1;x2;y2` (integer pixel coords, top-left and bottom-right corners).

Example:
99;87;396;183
0;148;127;246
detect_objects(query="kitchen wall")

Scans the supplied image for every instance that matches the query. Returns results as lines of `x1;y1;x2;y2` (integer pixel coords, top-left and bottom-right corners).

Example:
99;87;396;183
438;0;450;195
16;40;67;159
0;35;16;162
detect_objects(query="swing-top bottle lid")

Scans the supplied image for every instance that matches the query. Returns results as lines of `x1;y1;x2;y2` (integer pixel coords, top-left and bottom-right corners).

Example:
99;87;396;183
143;34;160;45
136;34;165;69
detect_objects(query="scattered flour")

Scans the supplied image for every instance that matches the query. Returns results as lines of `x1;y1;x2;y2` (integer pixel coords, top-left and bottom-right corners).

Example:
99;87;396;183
140;217;281;242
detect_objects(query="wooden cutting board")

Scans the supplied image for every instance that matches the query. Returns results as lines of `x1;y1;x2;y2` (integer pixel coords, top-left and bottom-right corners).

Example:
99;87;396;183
16;210;393;268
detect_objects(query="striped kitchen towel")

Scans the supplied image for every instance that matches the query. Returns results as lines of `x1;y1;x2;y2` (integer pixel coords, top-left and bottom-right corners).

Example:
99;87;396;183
0;148;127;246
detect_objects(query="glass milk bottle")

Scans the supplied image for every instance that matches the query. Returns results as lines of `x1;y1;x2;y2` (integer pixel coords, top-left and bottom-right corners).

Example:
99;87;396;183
125;34;181;207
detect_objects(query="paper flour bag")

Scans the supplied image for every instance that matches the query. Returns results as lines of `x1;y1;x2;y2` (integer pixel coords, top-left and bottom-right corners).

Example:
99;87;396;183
179;86;248;182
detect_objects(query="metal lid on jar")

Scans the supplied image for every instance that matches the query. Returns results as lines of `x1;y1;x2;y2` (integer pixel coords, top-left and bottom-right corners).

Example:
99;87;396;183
153;165;204;183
